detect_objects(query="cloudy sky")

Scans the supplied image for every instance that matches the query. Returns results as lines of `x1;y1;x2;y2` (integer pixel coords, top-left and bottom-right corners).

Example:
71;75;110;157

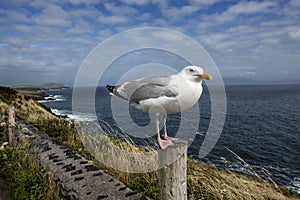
1;0;300;86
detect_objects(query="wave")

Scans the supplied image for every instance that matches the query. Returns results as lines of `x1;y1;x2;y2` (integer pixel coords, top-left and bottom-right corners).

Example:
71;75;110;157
51;108;96;122
287;178;300;194
38;95;66;103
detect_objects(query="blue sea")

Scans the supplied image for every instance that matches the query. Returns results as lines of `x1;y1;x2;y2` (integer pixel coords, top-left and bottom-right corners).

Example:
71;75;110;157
40;84;300;194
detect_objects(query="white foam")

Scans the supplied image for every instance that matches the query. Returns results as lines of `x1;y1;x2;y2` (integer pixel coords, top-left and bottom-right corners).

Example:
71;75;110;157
287;178;300;194
50;108;96;122
38;94;66;103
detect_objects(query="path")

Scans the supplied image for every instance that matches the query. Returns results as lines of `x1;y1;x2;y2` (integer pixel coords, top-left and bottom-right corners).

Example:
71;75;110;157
0;176;11;200
18;121;151;200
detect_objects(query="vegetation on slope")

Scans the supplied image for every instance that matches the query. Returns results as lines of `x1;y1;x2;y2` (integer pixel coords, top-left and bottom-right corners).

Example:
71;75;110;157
0;85;299;200
0;139;59;199
0;117;59;199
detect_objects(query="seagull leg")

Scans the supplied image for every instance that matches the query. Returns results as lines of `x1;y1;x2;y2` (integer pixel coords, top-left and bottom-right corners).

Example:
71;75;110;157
163;114;178;141
156;113;173;149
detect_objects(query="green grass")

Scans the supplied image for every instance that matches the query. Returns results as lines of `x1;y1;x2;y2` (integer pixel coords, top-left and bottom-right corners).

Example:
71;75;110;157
0;137;59;200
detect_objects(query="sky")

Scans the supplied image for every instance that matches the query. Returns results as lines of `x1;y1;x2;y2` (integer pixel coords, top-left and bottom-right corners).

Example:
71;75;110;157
0;0;300;86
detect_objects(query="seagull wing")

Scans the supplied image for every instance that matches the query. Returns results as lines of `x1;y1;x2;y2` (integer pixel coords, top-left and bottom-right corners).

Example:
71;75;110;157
114;76;175;101
129;82;178;105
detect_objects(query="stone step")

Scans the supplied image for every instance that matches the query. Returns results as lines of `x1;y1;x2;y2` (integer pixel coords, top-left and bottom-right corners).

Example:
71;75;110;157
18;121;151;200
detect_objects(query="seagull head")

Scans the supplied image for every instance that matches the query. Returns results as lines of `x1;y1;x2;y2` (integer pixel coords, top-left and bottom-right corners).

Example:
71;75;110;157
180;66;212;82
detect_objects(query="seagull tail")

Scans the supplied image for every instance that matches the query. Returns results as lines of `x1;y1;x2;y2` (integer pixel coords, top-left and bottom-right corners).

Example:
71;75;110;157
106;85;115;93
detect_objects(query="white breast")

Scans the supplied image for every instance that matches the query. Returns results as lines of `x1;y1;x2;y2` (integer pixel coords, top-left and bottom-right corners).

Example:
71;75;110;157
134;74;203;114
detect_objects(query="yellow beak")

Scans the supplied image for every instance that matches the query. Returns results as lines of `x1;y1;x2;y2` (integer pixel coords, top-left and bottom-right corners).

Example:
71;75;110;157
199;72;212;80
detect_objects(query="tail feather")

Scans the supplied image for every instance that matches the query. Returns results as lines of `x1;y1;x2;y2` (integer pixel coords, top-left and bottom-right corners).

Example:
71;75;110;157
106;85;115;93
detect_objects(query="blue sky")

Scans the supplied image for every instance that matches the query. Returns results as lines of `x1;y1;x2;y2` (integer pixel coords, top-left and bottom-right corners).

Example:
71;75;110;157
0;0;300;85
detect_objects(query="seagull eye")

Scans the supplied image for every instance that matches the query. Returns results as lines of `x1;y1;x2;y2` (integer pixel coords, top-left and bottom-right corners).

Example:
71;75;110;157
189;69;194;72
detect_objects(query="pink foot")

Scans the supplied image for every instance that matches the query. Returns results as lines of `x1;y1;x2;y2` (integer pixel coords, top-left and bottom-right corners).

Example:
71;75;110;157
158;138;173;149
164;136;178;141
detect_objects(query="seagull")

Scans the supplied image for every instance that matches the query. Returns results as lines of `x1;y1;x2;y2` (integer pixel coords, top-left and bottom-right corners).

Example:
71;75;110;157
106;66;212;149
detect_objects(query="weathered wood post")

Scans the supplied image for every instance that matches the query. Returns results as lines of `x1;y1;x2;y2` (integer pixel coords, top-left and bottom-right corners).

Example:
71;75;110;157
158;139;188;200
8;105;15;146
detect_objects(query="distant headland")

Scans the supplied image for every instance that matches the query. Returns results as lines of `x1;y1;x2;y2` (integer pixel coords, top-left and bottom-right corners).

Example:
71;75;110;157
13;83;69;101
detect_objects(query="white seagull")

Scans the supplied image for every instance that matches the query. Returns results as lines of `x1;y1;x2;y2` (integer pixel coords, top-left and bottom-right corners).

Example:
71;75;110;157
106;66;212;149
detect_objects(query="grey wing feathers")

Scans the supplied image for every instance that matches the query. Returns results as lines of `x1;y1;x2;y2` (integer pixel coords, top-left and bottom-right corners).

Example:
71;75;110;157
129;83;178;104
113;76;173;101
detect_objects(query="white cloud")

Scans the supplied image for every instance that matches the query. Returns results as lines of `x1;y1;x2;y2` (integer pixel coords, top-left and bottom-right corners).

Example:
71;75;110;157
68;6;100;18
97;29;114;41
68;0;99;5
208;12;235;24
103;2;138;16
67;19;92;34
31;5;71;27
156;0;219;22
120;0;152;6
227;1;276;14
202;1;278;26
0;0;300;85
288;28;300;40
289;0;300;7
138;13;152;21
162;5;201;18
0;8;29;25
98;15;128;24
16;21;32;30
189;0;219;6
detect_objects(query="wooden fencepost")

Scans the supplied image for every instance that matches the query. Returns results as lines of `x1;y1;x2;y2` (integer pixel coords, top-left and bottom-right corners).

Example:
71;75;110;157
158;139;187;200
8;105;15;146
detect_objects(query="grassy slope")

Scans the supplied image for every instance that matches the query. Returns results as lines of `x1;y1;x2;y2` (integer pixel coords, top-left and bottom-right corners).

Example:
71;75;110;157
0;86;60;199
14;89;46;100
0;86;299;200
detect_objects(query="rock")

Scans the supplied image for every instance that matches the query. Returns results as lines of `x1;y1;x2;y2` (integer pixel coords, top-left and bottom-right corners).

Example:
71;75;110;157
0;142;9;151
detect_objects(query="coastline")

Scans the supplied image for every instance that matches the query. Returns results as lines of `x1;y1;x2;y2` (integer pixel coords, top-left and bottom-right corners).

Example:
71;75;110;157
14;83;69;101
1;85;300;199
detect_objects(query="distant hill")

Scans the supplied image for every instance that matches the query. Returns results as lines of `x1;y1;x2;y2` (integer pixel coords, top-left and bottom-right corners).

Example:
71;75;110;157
38;83;69;90
223;77;260;85
12;83;69;101
270;79;300;85
223;77;300;85
13;83;69;91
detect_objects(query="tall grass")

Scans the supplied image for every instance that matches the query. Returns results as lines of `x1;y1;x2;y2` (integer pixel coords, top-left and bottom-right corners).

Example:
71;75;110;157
75;122;300;200
76;121;159;198
0;137;60;200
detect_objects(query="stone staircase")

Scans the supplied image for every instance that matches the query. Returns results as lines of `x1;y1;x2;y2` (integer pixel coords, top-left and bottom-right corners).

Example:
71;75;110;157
18;121;151;200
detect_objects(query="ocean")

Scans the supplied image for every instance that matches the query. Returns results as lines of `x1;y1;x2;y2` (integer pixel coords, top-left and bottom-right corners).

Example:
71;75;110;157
40;84;300;194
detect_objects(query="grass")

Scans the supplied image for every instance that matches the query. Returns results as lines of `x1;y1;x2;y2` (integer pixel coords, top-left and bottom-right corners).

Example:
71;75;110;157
15;88;45;98
75;123;300;200
76;123;159;198
0;86;61;199
0;85;300;200
0;86;17;105
187;158;300;200
0;126;59;200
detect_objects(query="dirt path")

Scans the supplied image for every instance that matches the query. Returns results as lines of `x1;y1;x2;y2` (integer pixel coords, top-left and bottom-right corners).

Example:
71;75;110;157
0;176;11;200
